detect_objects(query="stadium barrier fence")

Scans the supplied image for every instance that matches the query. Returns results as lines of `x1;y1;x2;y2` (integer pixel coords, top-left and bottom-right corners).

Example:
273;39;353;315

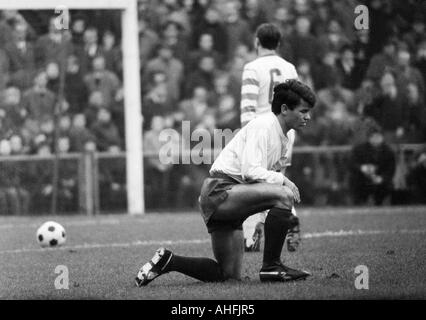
0;143;424;215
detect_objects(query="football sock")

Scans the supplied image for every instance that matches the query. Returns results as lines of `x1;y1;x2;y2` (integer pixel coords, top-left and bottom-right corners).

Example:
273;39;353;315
263;207;293;267
165;255;225;282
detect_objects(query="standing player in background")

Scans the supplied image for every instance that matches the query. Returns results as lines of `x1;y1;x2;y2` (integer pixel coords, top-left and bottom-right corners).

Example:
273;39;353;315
240;23;300;252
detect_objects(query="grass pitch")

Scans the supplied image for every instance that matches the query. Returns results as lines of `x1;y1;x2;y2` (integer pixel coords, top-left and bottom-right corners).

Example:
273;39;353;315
0;206;425;299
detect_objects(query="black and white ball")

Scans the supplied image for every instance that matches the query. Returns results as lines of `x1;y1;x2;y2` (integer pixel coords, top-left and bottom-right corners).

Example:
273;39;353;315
36;221;66;247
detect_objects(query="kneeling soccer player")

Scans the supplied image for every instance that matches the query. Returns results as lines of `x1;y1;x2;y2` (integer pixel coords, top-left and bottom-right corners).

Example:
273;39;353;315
135;79;315;285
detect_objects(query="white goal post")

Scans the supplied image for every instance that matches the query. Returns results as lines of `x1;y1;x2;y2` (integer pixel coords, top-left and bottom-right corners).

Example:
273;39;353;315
2;0;145;215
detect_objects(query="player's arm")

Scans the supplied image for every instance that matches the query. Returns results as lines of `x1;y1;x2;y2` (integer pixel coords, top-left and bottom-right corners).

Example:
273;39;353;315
278;130;300;201
241;127;285;185
240;67;259;127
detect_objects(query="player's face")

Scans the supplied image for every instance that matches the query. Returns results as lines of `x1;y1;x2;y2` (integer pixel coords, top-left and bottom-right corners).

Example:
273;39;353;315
285;101;311;130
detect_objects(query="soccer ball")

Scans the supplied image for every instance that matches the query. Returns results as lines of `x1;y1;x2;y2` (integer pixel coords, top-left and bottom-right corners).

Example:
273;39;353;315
36;221;66;248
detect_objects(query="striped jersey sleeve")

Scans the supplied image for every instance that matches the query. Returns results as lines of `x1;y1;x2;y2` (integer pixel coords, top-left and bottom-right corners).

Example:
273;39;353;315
240;67;259;126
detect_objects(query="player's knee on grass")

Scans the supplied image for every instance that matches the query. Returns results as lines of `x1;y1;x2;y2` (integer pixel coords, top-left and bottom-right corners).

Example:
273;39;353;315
220;263;241;281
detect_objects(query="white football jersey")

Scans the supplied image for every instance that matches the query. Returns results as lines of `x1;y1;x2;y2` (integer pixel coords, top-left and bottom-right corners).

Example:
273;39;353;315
240;54;298;166
240;54;298;124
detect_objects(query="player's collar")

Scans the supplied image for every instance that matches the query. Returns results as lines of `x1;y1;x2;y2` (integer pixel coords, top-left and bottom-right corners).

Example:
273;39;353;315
258;53;277;58
272;113;288;147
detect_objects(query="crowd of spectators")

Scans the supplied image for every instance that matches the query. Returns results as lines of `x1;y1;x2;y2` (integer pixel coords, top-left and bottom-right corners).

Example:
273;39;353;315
0;0;425;212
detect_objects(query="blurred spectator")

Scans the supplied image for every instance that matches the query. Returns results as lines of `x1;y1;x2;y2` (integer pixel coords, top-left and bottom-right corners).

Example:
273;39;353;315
184;55;216;98
272;7;295;62
311;1;331;38
0;86;25;128
0;138;30;215
102;30;122;77
110;87;125;140
336;45;364;90
90;108;122;152
364;71;409;142
143;44;184;103
4;22;35;89
138;18;160;70
84;55;121;109
142;77;172;130
222;1;253;61
75;26;103;75
57;135;78;212
21;70;55;121
34;17;73;68
365;38;397;82
58;114;71;136
191;7;228;59
296;59;315;92
352;29;371;78
414;40;426;87
316;76;356;145
241;0;269;33
143;115;173;208
215;94;239;131
70;14;86;46
46;61;60;94
0;11;16;48
0;48;9;91
367;0;395;55
319;19;350;54
209;72;239;107
180;86;210;127
65;55;88;114
402;13;425;53
68;113;95;152
312;51;340;90
186;32;223;72
289;16;323;66
162;20;188;63
394;47;425;106
85;90;106;127
350;125;396;205
407;151;426;204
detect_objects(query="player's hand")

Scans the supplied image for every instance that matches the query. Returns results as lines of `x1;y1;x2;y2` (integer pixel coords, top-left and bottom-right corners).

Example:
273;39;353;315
283;176;300;203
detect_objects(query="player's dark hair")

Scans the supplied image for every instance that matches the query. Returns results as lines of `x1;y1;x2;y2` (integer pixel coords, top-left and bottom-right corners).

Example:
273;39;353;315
256;23;281;50
271;79;316;114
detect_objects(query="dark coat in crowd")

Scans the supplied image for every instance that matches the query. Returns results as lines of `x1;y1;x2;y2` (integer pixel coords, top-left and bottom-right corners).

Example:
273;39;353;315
350;141;396;205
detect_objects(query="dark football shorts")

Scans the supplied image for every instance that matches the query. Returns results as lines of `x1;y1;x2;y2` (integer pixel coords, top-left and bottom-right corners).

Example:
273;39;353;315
199;172;244;233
